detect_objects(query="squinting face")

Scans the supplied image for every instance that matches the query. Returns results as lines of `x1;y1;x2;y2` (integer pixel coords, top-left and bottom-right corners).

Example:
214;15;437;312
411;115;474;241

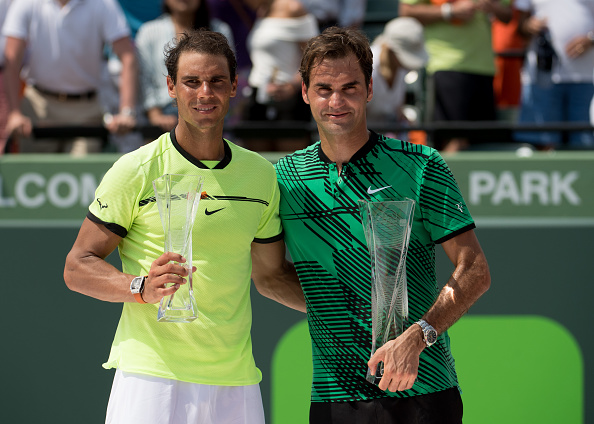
302;54;373;138
167;51;237;132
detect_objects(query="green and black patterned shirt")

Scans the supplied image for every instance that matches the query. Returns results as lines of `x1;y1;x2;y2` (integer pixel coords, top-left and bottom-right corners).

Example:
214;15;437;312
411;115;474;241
275;131;475;402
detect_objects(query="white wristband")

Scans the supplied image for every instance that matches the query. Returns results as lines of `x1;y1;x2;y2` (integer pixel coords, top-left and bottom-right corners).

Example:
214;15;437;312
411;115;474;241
441;3;452;21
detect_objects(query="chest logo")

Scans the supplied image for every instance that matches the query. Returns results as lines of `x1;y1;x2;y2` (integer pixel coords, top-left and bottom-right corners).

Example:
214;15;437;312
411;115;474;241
367;185;392;195
205;207;225;216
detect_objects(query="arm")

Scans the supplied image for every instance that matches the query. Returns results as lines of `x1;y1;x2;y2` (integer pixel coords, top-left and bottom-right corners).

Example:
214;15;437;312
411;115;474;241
399;1;477;26
147;107;178;131
564;31;594;59
4;36;32;137
368;229;490;392
517;10;547;38
476;0;512;24
105;36;138;134
64;218;192;304
251;239;306;313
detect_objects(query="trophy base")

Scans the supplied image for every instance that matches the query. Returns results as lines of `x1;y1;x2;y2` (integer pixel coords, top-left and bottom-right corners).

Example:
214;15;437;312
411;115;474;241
157;310;198;323
365;362;384;385
157;293;198;323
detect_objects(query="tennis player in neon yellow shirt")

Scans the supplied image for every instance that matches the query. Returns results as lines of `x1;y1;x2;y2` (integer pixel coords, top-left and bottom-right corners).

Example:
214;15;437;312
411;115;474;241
64;30;305;424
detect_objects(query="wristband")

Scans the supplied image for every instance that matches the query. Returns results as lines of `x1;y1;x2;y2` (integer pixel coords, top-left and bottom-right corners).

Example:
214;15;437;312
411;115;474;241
441;3;452;21
587;31;594;44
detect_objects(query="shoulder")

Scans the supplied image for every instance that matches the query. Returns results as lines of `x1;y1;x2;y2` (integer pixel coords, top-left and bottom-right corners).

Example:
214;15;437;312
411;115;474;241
376;134;434;159
275;143;320;177
112;133;168;169
228;141;276;172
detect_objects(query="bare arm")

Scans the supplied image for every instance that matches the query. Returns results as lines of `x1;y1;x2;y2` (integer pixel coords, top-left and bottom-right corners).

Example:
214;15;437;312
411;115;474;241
106;36;138;134
64;218;192;304
251;239;306;313
399;1;477;25
368;229;490;392
476;0;512;24
517;11;547;38
4;36;32;137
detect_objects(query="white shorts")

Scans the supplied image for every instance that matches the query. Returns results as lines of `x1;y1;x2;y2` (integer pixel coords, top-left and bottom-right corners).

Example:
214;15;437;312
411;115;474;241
105;369;265;424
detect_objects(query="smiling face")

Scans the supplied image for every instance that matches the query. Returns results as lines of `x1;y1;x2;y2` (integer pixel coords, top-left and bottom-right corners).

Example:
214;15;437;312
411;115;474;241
302;53;373;141
167;51;237;133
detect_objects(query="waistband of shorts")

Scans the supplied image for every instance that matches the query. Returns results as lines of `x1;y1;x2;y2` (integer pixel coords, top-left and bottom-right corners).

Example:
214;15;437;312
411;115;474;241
33;84;96;101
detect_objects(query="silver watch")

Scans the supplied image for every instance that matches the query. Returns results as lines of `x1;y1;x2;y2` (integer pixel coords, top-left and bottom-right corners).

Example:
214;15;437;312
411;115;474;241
130;275;146;295
416;319;437;347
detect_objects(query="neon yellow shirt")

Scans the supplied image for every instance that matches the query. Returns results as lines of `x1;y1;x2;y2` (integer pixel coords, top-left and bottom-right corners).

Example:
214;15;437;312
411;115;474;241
88;130;282;386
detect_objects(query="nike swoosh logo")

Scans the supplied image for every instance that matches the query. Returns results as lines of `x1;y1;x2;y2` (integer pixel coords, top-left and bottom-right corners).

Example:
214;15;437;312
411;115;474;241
205;208;225;216
367;186;392;194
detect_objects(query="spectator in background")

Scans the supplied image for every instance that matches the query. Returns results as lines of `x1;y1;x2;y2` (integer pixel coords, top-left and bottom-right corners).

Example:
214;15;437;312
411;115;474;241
300;0;368;30
207;0;259;75
206;0;260;124
399;0;512;152
3;0;138;155
491;0;526;120
136;0;234;133
515;0;594;150
367;17;429;141
243;0;318;151
114;0;162;38
0;0;12;155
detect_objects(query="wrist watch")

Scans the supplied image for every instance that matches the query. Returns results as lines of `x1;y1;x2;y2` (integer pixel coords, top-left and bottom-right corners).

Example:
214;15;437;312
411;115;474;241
415;319;438;347
130;275;147;304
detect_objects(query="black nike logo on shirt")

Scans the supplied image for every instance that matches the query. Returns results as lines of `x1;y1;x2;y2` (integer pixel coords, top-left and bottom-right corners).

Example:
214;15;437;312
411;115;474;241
205;207;225;216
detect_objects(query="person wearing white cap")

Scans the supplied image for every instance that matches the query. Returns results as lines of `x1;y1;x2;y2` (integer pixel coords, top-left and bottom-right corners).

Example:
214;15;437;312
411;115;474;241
367;17;429;133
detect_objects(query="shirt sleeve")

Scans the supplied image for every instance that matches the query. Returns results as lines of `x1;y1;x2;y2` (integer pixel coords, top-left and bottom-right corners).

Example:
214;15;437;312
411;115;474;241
88;153;147;237
419;149;475;244
253;164;283;243
2;0;31;40
100;0;132;44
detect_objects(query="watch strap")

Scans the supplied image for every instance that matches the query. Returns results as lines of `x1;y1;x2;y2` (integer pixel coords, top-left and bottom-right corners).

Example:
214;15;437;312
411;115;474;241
131;275;147;304
415;319;437;347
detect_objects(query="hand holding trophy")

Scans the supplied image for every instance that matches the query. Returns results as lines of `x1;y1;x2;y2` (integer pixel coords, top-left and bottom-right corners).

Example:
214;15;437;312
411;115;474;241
359;199;415;384
153;174;204;323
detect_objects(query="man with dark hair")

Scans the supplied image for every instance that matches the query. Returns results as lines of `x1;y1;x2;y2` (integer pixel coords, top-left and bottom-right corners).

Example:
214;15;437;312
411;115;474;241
65;29;304;424
275;26;490;423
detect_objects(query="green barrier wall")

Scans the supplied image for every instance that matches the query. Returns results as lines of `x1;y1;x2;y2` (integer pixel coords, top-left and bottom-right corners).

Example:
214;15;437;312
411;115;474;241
1;152;592;423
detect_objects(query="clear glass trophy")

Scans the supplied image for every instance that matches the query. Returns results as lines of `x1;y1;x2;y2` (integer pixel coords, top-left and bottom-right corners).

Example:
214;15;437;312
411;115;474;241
153;174;204;323
359;199;415;384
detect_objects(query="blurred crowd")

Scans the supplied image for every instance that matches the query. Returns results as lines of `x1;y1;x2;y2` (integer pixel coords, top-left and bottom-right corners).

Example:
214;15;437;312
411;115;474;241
0;0;592;155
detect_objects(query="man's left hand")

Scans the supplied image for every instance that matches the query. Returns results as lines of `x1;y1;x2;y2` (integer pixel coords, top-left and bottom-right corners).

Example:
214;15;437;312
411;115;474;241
367;325;426;392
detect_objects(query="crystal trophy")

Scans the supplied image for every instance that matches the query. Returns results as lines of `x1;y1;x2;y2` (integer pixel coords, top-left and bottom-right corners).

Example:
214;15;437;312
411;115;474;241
359;199;415;384
153;174;204;323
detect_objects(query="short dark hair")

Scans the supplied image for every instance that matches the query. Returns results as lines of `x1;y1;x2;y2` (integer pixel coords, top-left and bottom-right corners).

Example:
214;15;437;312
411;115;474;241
164;29;237;84
300;26;373;89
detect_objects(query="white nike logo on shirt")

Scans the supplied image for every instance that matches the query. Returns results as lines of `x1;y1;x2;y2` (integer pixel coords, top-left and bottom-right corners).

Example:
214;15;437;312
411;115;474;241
367;186;392;194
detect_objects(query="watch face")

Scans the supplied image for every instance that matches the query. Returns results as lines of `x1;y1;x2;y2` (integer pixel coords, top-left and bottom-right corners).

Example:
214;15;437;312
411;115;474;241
130;277;142;293
426;329;437;345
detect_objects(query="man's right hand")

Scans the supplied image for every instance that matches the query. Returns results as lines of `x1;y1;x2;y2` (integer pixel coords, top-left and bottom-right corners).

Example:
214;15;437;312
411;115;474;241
142;252;197;304
6;110;32;138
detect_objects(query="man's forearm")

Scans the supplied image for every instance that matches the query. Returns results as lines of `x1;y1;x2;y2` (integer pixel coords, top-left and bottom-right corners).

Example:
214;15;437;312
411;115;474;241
422;255;490;335
253;261;306;313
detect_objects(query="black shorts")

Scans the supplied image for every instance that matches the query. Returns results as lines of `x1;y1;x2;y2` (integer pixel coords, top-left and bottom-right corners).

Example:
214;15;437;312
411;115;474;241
309;387;463;424
432;71;498;148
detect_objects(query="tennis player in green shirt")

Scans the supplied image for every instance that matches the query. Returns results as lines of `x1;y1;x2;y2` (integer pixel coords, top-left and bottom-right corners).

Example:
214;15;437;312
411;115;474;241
274;26;491;423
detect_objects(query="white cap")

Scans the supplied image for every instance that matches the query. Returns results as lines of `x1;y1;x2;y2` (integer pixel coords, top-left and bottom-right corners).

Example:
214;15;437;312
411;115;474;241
378;17;429;70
